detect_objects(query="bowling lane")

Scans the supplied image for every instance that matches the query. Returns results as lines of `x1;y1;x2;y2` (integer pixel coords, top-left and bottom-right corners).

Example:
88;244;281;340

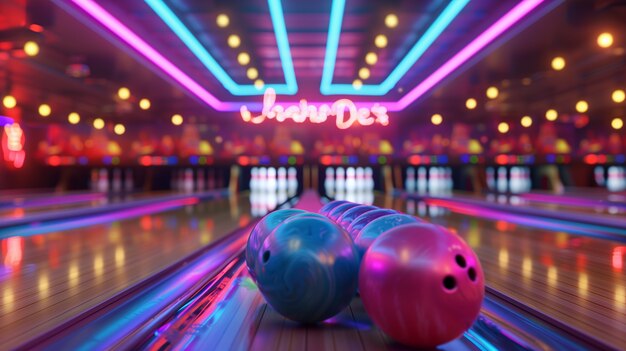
439;191;626;219
383;195;626;350
0;194;254;349
0;191;175;221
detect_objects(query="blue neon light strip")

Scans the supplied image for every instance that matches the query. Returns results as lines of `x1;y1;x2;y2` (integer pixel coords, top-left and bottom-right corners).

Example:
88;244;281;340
145;0;297;96
320;0;469;96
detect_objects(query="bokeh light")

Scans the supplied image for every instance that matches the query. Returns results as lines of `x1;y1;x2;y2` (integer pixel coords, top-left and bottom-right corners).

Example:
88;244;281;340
216;14;229;28
38;104;51;117
93;118;105;129
171;114;183;126
68;112;80;124
498;122;510;134
545;109;558;121
597;32;613;48
23;41;40;56
431;114;443;125
551;56;565;71
521;116;533;127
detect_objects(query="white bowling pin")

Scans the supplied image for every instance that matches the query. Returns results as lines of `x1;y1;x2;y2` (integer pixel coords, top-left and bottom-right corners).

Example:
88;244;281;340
594;166;605;187
510;167;521;194
346;167;356;192
417;167;427;193
365;167;374;191
267;167;277;192
277;167;287;191
356;167;365;192
486;167;495;191
98;168;109;193
325;168;335;196
259;167;268;192
250;167;258;191
497;167;508;193
406;167;416;193
428;167;439;194
336;167;346;193
184;168;194;193
288;167;298;196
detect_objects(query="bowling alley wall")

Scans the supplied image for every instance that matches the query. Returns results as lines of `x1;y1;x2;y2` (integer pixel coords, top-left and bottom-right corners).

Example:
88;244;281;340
1;113;624;189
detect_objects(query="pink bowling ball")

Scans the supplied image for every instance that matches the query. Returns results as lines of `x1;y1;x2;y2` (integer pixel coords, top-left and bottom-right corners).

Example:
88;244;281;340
359;223;484;348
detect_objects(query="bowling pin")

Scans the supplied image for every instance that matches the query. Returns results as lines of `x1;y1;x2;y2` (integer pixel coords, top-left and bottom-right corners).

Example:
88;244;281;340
445;167;453;194
365;167;374;191
497;167;507;193
406;167;416;193
336;167;346;193
124;169;134;192
277;167;287;192
112;169;122;193
594;166;605;187
417;167;427;193
196;169;205;191
184;168;194;193
288;167;298;196
428;167;439;194
607;166;618;192
98;168;109;193
250;167;258;192
259;167;268;192
325;168;335;196
267;167;277;193
356;167;365;192
523;167;531;192
346;167;356;192
486;167;495;191
510;167;520;194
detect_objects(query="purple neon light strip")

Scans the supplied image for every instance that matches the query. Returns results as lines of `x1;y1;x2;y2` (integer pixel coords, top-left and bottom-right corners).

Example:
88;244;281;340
70;0;543;112
396;0;545;110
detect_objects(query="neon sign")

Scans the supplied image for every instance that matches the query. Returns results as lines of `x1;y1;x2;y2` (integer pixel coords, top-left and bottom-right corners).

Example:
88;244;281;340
240;88;389;129
2;123;25;169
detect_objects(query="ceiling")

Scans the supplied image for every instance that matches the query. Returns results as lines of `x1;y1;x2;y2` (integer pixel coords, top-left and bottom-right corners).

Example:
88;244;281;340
0;0;625;127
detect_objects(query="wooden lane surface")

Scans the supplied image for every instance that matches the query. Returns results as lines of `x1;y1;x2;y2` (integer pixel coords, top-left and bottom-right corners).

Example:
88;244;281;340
387;196;626;350
0;195;252;349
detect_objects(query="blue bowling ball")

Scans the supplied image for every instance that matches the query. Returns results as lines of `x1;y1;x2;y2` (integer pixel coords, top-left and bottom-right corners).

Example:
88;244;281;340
354;214;423;257
319;200;349;216
346;208;397;239
336;205;377;231
245;208;306;279
254;214;360;323
327;202;361;222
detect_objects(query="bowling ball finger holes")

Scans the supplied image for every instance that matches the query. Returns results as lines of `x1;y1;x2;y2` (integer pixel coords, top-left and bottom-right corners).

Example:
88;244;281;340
468;267;477;282
263;251;271;263
443;276;457;291
455;254;466;268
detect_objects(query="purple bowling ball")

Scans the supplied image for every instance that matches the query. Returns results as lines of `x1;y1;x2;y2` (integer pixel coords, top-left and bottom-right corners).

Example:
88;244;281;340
326;202;361;222
319;200;349;216
346;208;397;239
335;205;377;231
245;208;306;279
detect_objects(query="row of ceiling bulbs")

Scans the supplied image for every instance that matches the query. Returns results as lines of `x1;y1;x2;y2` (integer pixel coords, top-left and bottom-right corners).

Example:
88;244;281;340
352;13;398;89
461;87;625;113
1;86;152;120
430;112;623;133
550;32;616;72
215;13;263;89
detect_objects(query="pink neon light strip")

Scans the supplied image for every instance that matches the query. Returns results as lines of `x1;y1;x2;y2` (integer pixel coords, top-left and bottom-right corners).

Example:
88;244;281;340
71;0;544;112
71;0;239;111
396;0;545;110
